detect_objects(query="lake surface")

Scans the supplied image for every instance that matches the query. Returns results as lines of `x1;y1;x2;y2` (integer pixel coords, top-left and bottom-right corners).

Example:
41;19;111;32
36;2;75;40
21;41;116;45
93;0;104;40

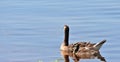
0;0;120;62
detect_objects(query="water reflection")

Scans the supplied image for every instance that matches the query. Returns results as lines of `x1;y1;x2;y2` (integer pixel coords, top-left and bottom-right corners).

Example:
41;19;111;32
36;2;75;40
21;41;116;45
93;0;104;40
60;50;106;62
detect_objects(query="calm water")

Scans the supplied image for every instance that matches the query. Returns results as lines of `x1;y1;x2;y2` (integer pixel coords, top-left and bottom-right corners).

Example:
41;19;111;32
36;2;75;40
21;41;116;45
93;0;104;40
0;0;120;62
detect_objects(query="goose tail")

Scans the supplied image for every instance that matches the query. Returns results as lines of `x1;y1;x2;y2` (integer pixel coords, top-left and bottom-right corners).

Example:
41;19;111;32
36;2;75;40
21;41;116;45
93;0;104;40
93;40;106;50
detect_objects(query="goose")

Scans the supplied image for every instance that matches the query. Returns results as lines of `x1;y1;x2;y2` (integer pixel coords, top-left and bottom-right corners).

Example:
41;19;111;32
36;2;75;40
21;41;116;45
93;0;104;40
60;25;106;62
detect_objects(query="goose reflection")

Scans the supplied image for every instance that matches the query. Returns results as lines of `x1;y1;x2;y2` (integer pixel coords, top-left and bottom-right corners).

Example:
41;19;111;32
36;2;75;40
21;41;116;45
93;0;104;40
60;49;106;62
60;25;106;62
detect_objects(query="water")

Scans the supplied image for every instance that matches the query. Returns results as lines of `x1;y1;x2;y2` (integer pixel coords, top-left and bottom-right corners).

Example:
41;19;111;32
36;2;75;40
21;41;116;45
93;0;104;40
0;0;120;62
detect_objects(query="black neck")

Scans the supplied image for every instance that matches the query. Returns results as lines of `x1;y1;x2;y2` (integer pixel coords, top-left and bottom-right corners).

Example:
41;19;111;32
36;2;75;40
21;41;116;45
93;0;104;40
64;27;69;46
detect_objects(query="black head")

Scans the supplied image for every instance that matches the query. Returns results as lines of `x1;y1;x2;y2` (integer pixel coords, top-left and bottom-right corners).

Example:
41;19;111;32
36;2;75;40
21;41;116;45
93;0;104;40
64;25;69;31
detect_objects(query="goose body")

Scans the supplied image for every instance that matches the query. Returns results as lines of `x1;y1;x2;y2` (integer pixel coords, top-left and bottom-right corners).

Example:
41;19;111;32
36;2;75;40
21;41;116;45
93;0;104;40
60;25;106;62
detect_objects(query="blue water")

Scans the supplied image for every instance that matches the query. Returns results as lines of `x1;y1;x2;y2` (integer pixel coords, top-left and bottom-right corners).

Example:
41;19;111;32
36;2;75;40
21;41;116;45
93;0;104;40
0;0;120;62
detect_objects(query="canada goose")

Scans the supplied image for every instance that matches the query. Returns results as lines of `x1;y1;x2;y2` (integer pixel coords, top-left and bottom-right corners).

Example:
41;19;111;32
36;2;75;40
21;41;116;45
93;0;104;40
60;25;106;62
